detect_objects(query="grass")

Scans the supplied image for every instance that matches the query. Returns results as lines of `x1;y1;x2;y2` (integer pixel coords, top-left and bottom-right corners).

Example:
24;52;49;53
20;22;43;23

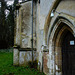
0;52;45;75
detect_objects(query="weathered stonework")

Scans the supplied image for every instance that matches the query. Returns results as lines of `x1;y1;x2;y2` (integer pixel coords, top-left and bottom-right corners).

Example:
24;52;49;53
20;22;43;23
13;48;19;65
13;48;37;66
19;50;37;66
43;52;49;74
14;1;36;48
14;0;75;75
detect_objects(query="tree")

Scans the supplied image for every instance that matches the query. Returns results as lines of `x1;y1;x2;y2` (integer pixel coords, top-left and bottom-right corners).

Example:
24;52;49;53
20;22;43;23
0;0;18;49
5;0;18;48
0;1;8;49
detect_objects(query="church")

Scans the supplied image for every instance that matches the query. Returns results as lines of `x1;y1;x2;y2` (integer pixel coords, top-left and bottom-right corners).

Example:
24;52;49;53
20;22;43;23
13;0;75;75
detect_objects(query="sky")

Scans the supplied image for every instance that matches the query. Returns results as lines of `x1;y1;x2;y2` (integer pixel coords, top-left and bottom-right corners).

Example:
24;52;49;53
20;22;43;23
5;0;14;6
0;2;1;7
4;0;22;17
4;0;14;17
0;0;24;17
7;1;14;6
5;0;24;6
5;9;10;17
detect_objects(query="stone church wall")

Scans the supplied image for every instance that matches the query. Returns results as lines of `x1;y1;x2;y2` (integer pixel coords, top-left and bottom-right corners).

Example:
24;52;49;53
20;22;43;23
13;0;75;75
13;1;37;67
14;1;36;48
13;48;37;66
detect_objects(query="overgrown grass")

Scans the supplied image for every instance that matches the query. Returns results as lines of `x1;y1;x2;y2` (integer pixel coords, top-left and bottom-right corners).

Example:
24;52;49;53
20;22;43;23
0;52;45;75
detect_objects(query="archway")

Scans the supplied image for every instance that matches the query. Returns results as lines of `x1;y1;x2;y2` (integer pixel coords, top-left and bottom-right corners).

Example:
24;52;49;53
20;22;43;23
55;24;75;75
48;18;75;75
54;23;74;75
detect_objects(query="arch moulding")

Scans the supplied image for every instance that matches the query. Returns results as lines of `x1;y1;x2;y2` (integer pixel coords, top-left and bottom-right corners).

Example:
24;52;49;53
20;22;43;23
47;14;75;75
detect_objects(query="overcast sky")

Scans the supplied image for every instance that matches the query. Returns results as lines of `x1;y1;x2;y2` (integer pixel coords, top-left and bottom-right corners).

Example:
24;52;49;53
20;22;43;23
4;0;14;17
5;0;14;6
5;0;23;6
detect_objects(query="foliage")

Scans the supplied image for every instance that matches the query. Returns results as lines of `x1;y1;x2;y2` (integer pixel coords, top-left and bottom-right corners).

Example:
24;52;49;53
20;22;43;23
0;1;8;48
0;0;18;49
0;48;13;52
0;52;45;75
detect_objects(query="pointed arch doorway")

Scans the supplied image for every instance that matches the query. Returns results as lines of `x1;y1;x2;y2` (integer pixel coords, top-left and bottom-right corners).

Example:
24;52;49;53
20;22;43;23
54;22;75;75
62;31;75;75
48;18;75;75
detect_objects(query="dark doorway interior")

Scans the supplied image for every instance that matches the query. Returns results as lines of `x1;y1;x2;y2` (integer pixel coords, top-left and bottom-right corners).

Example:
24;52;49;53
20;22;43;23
62;31;75;75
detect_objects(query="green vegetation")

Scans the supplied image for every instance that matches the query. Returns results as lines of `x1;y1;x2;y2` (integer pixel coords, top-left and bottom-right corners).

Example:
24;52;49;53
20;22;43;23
0;52;45;75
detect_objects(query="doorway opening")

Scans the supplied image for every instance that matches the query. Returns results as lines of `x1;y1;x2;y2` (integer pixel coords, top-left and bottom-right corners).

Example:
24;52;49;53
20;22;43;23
48;18;75;75
62;31;75;75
